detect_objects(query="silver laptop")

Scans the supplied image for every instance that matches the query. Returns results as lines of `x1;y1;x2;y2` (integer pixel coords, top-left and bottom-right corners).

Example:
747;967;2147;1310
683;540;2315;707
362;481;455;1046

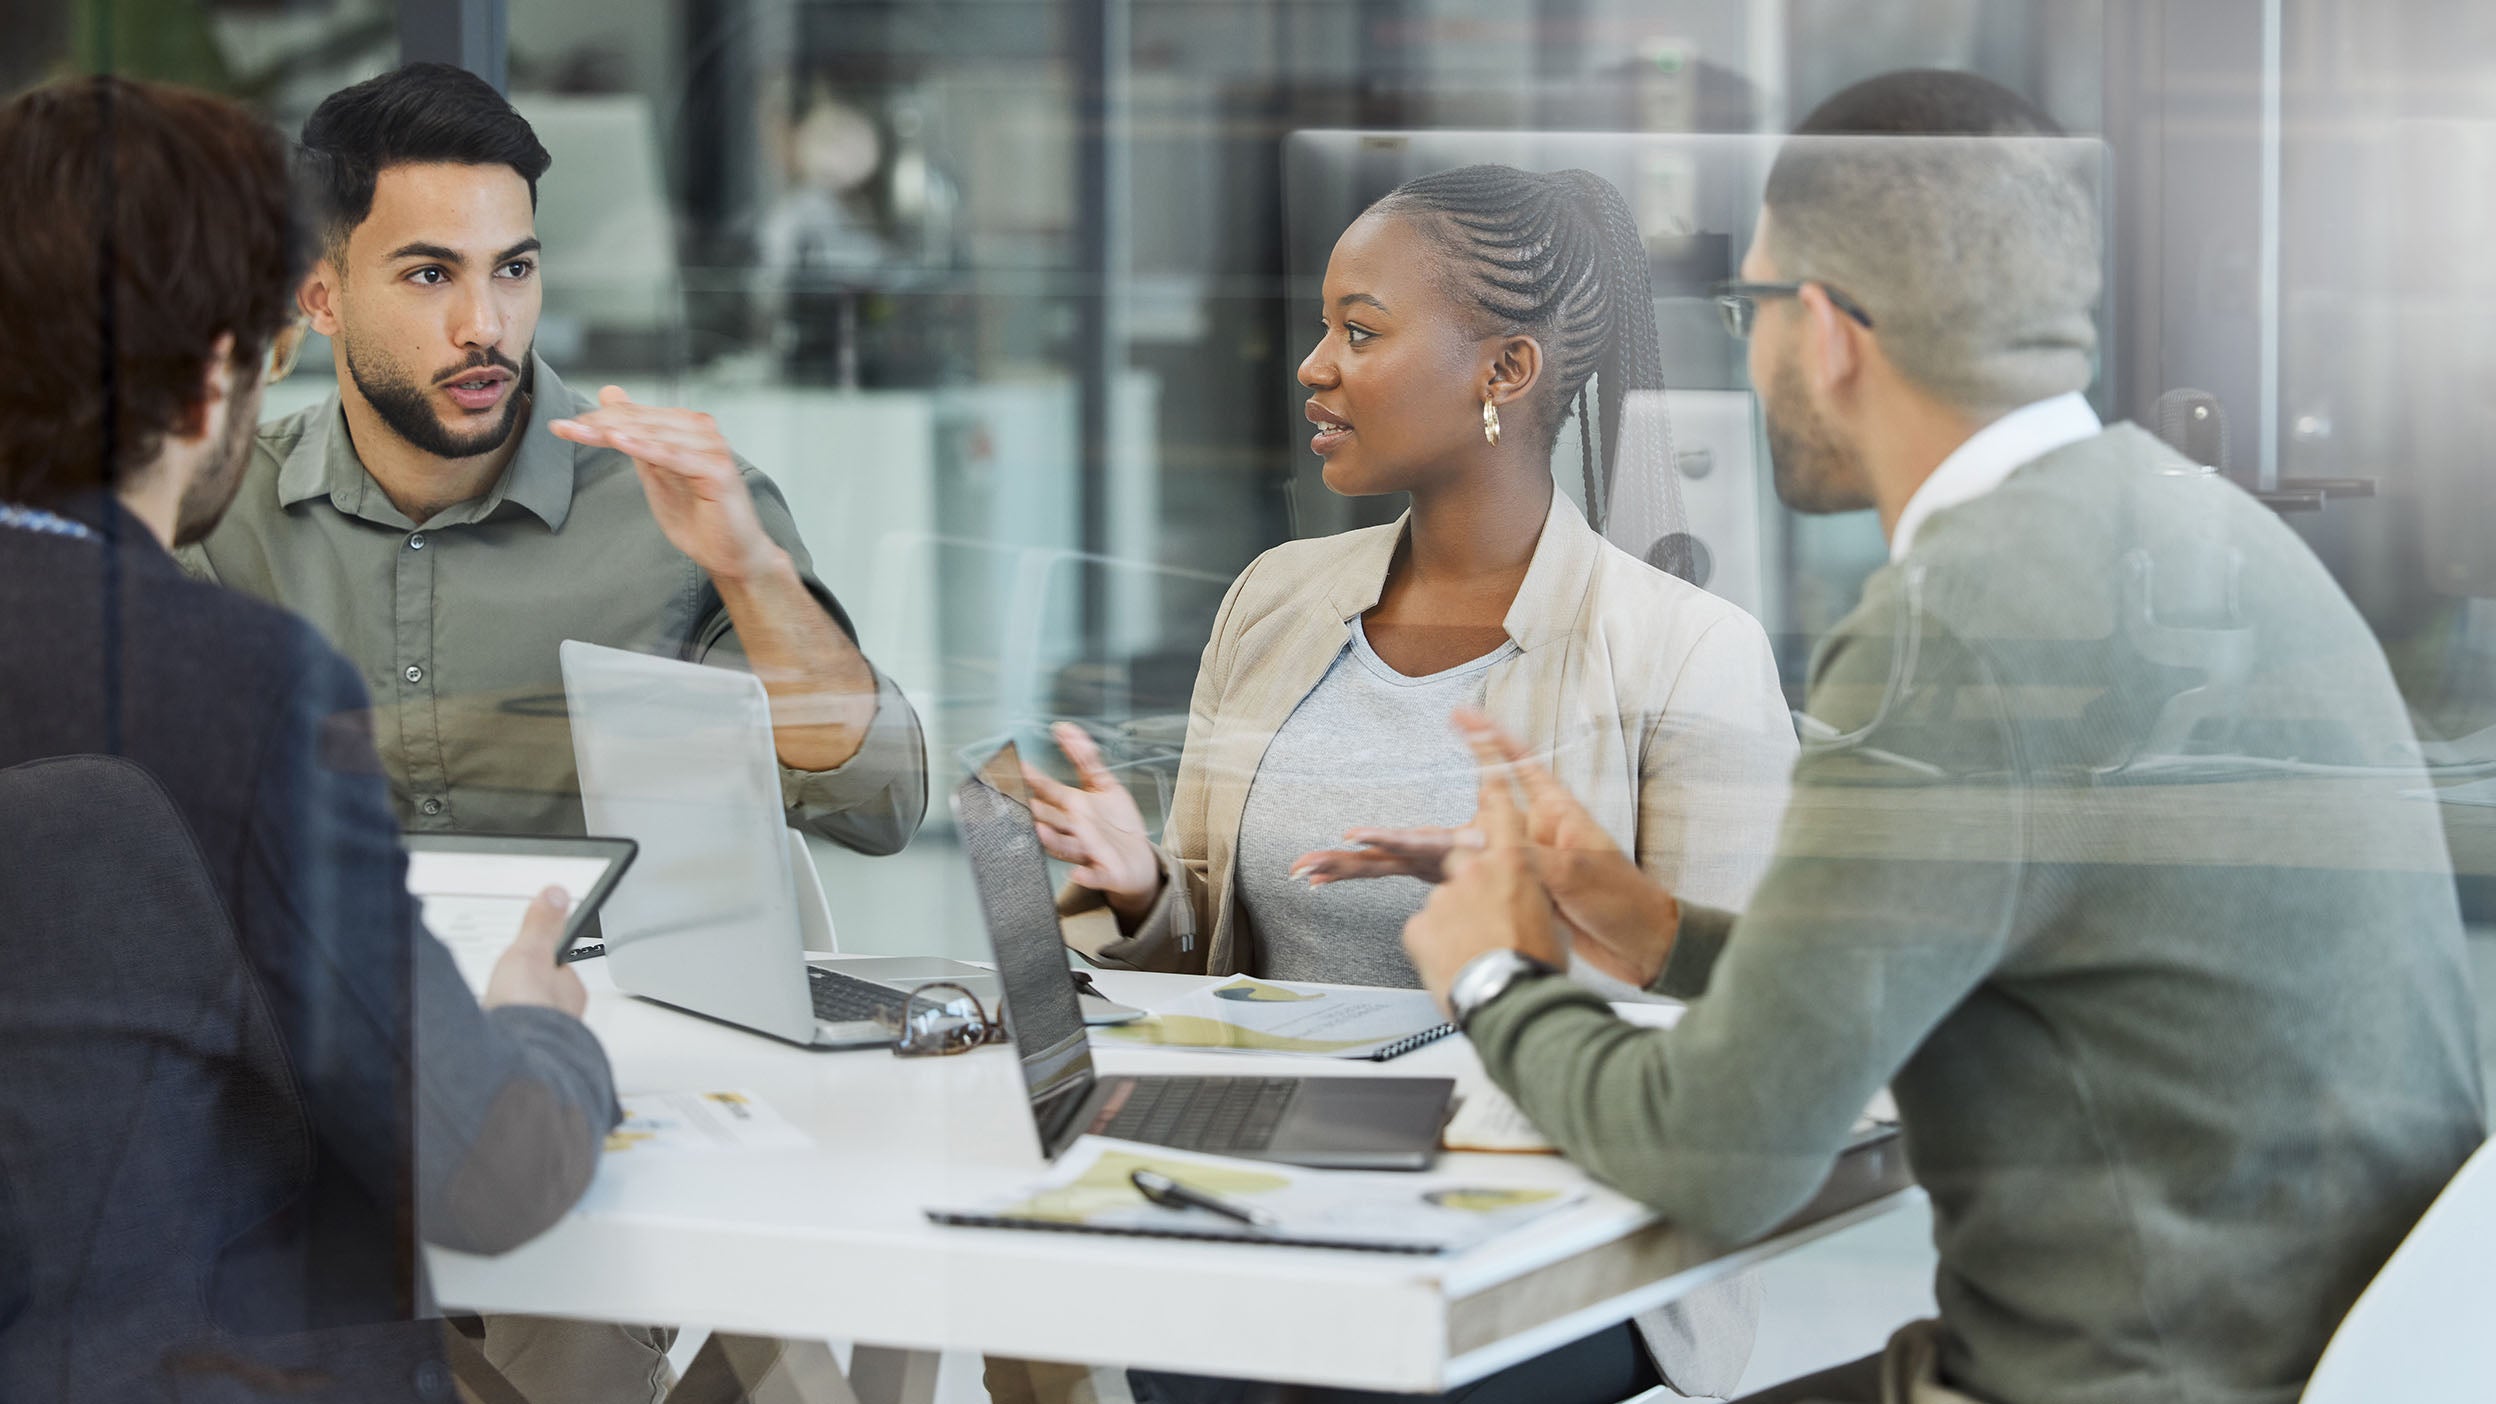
955;743;1454;1171
561;641;1130;1049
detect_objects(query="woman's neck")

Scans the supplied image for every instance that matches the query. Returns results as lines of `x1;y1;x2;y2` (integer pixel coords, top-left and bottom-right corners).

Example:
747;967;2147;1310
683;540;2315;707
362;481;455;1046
1402;466;1551;586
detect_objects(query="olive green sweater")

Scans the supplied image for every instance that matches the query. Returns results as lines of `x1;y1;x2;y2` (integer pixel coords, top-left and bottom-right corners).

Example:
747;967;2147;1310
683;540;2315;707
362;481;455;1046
1470;425;2486;1404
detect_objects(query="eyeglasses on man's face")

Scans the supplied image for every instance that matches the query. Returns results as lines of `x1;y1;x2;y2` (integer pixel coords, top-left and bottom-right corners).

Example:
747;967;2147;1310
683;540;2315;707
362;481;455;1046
1709;280;1878;340
261;316;313;384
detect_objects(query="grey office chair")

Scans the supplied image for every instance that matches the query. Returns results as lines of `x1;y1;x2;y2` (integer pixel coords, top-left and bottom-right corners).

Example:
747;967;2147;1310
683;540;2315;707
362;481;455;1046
0;756;433;1402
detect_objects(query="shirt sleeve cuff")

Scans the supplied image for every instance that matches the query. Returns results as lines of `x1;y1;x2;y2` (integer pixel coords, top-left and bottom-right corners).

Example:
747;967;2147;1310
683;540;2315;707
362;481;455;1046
1054;843;1199;971
777;668;918;809
1653;902;1737;999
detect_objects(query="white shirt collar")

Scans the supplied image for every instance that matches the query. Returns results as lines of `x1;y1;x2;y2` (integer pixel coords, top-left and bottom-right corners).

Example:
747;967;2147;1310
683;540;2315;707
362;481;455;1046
1888;392;2102;562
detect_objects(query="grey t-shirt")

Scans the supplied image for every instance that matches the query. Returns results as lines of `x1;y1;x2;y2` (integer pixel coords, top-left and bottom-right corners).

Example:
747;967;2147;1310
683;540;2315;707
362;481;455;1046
1233;619;1519;986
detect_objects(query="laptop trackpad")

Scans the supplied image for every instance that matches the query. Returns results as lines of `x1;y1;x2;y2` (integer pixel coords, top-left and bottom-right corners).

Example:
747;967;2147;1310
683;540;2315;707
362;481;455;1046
1269;1079;1452;1168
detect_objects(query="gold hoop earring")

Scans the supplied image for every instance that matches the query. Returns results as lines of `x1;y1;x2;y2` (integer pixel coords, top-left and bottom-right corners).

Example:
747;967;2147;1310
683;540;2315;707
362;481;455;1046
1482;398;1502;447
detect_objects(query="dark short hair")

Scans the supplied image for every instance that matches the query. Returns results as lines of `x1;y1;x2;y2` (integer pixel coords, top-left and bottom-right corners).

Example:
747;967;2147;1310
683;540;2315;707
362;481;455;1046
299;62;551;257
0;76;304;505
1787;67;2064;141
1762;70;2099;414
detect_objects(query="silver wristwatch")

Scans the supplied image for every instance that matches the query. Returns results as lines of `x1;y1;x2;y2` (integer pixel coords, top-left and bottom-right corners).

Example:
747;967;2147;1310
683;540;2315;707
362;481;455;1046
1446;949;1558;1031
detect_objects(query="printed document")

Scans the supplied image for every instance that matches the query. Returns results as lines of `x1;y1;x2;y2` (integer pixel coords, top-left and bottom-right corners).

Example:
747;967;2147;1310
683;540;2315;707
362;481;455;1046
1098;976;1450;1059
930;1137;1582;1253
605;1090;812;1155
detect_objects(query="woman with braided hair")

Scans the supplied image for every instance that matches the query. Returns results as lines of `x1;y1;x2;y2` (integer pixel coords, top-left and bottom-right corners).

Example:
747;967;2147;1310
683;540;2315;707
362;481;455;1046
1021;164;1795;1401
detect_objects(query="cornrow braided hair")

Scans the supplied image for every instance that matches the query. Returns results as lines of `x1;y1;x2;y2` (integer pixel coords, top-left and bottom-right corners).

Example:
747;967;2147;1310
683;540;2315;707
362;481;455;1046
1371;164;1686;576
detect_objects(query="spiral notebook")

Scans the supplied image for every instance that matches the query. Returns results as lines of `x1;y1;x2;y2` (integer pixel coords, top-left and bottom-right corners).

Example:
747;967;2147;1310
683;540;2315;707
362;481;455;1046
1096;977;1456;1061
929;1138;1582;1254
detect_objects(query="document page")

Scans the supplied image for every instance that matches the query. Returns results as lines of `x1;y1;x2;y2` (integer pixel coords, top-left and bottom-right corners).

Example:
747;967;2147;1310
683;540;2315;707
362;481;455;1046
930;1137;1582;1253
605;1090;812;1155
1097;976;1451;1059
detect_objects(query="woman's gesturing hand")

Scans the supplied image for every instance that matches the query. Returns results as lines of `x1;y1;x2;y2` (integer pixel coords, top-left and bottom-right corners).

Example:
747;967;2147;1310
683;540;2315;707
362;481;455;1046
1447;708;1682;988
1290;826;1469;887
1025;722;1165;921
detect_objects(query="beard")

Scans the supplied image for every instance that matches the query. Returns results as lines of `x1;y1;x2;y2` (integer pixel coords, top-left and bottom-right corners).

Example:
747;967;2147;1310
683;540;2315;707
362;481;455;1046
342;331;533;461
171;378;265;548
1762;351;1873;515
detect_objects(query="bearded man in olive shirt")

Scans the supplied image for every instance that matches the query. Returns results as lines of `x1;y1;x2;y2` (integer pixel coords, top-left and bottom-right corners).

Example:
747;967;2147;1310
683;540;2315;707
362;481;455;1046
184;63;927;1404
185;63;927;856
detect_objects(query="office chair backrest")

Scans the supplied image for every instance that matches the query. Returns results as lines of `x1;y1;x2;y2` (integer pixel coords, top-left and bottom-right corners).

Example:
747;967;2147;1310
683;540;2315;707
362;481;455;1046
0;756;302;1397
2301;1135;2496;1402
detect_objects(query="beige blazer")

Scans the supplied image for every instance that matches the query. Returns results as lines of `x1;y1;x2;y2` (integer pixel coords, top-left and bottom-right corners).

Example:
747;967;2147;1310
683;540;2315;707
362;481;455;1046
1064;492;1797;980
1060;493;1795;1396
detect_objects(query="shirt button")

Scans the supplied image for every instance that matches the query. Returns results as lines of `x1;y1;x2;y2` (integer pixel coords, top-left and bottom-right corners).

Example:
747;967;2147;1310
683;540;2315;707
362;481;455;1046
420;798;444;817
404;664;425;684
408;532;427;550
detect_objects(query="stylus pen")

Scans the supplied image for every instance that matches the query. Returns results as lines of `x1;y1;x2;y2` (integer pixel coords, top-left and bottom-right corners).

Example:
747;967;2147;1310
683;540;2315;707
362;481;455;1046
1130;1169;1279;1229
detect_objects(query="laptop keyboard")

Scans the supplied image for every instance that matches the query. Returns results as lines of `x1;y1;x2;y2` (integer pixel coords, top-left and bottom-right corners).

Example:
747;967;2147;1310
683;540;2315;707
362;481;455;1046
807;967;908;1024
1092;1076;1299;1155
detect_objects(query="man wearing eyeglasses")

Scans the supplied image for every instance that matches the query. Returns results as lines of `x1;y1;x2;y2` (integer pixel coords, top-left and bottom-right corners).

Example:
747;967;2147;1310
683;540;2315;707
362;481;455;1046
1403;69;2483;1404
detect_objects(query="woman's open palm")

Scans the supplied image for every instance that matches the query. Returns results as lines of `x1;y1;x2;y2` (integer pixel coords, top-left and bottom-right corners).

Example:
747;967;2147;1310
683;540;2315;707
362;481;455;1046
1025;722;1163;914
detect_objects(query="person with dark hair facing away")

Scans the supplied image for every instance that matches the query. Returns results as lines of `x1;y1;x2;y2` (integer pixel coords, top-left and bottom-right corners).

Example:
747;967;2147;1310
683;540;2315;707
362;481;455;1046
0;74;615;1402
1028;166;1796;1402
184;63;931;1399
1402;70;2486;1404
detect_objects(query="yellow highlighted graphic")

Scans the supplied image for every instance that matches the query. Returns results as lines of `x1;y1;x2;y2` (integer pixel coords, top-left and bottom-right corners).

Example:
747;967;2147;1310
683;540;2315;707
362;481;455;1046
1423;1187;1563;1214
1209;978;1326;1003
1009;1148;1289;1224
1101;1013;1385;1054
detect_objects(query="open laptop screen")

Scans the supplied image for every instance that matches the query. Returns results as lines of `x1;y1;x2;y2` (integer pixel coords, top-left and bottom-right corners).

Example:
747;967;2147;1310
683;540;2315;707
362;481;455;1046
954;744;1095;1137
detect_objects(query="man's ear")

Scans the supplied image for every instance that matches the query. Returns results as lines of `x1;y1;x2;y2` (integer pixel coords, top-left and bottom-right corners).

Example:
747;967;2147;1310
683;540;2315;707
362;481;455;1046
299;258;344;339
173;333;239;443
1486;334;1543;407
1797;283;1864;400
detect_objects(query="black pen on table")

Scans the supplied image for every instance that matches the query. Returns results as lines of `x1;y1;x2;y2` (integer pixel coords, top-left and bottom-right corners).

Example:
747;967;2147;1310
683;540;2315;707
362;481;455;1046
1130;1168;1279;1229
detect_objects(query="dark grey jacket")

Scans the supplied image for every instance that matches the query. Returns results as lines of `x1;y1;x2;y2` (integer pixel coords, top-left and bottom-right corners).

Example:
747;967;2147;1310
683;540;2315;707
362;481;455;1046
1471;426;2486;1404
0;497;616;1402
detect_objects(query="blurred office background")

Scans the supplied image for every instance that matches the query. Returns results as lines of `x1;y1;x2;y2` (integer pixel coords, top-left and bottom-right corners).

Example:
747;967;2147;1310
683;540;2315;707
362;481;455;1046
17;1;2496;1388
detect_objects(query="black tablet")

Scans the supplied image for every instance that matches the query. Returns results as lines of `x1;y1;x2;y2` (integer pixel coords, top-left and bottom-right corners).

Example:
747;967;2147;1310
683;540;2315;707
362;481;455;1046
403;832;638;990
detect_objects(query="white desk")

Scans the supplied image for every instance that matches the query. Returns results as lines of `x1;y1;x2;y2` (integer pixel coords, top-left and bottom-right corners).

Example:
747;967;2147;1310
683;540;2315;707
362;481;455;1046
429;966;1916;1398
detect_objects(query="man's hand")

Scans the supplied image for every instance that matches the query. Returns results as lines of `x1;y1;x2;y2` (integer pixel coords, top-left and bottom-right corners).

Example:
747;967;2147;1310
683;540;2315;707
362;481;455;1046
553;386;881;774
1402;740;1568;1017
1026;722;1165;922
1291;826;1468;887
550;387;780;584
482;887;589;1019
1450;708;1682;988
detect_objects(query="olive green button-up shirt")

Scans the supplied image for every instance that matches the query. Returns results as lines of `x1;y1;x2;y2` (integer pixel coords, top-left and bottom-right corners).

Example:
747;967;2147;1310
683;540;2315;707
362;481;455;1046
181;357;927;855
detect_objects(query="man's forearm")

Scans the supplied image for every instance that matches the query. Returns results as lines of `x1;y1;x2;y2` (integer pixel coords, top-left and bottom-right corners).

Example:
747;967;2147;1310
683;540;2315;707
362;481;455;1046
712;546;881;771
1464;978;1851;1246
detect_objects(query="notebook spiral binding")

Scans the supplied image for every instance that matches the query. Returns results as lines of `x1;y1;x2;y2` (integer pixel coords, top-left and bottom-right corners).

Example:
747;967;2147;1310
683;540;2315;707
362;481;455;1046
1364;1022;1456;1061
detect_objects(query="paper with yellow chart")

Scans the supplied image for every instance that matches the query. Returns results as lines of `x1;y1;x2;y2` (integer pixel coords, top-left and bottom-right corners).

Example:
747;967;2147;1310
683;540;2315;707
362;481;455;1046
604;1090;812;1155
1098;976;1455;1061
926;1137;1584;1253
